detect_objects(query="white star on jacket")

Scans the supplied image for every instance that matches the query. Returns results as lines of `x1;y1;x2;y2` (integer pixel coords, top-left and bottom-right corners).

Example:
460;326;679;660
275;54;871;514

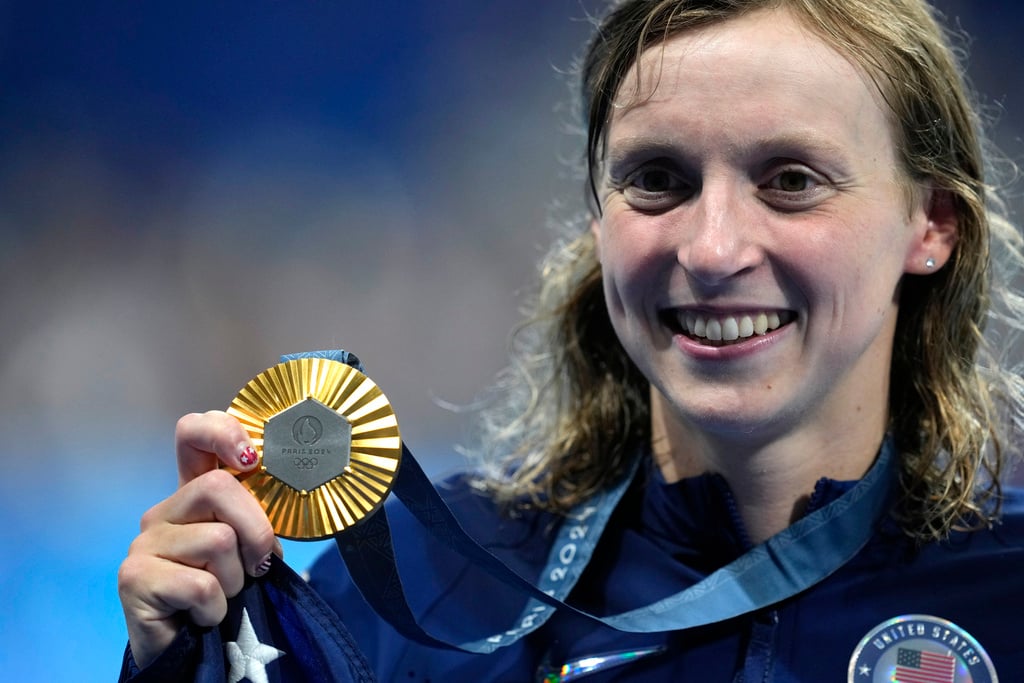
225;607;285;683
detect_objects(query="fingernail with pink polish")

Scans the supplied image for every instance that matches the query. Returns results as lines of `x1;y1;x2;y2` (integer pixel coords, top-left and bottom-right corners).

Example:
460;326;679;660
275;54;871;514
239;446;259;467
253;553;273;577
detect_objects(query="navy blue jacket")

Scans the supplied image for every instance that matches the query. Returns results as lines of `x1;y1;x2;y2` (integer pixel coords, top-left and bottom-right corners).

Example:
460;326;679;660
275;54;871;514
121;459;1024;681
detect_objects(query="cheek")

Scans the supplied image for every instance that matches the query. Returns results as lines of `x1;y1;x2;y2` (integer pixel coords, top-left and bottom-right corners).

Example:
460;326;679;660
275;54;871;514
836;223;911;300
781;210;906;291
598;213;673;280
791;221;907;338
597;224;667;315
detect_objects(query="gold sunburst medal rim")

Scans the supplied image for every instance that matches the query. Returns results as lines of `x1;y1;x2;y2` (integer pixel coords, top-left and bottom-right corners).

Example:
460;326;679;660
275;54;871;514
224;357;402;540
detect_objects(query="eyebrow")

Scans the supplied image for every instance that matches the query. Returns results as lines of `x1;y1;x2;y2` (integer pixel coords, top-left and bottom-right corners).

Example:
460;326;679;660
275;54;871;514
746;132;850;163
604;137;681;171
603;131;854;172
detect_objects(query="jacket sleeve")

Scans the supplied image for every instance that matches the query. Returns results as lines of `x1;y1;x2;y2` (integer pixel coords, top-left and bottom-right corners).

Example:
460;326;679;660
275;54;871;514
118;558;375;683
118;625;203;682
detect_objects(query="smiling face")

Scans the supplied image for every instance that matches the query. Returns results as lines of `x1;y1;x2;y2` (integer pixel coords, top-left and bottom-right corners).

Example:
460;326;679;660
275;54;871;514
593;8;946;448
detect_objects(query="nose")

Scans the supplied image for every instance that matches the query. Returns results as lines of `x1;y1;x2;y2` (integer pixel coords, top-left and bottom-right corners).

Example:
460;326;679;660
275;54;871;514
676;183;762;287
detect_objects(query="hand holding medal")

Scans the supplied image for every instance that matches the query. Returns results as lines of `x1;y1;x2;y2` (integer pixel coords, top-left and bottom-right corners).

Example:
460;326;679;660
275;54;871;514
224;356;402;540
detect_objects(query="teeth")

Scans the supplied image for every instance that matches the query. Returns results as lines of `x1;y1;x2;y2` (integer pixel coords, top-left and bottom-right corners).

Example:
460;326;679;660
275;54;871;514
754;313;768;335
721;317;739;341
677;311;789;343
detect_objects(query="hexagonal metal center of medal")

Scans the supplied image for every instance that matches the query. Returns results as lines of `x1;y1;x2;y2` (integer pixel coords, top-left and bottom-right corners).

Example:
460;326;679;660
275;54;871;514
262;397;351;492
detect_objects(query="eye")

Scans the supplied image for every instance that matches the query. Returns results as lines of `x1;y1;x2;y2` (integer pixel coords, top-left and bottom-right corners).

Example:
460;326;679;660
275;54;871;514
633;167;679;193
616;162;692;212
759;164;833;209
772;170;812;192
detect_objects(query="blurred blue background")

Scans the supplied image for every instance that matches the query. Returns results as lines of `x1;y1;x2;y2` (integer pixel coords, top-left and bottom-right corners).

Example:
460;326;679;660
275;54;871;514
0;1;1020;680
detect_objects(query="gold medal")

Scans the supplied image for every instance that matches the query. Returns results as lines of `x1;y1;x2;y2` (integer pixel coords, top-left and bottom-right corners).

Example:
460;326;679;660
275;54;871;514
224;357;402;540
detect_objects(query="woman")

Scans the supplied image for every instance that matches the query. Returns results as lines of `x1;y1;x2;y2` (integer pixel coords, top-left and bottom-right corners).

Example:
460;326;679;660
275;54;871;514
119;0;1024;680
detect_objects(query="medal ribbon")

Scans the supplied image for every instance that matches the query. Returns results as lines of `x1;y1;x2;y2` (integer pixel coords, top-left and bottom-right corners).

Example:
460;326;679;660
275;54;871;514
290;351;897;653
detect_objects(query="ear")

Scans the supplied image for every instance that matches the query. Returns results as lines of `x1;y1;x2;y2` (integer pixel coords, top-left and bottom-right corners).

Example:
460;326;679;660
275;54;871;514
590;217;603;263
904;188;958;275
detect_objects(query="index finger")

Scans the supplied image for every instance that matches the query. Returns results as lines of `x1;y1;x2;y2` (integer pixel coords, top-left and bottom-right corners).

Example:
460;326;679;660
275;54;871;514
143;468;278;577
175;411;258;486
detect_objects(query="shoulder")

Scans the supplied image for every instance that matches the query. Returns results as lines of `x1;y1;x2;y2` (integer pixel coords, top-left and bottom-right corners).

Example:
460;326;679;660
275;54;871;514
304;470;560;679
833;486;1024;604
910;486;1024;562
435;472;563;556
852;486;1024;595
308;469;560;591
991;486;1024;544
392;470;564;573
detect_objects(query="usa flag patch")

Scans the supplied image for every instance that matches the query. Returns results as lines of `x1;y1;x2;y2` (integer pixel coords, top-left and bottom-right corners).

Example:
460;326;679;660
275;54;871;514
848;615;997;683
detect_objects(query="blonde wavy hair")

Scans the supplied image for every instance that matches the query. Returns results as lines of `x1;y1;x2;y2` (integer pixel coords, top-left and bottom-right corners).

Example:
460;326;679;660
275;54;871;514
472;0;1024;542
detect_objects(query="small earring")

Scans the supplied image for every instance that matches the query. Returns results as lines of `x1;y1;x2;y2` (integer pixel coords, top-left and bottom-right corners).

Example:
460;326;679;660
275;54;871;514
925;257;936;269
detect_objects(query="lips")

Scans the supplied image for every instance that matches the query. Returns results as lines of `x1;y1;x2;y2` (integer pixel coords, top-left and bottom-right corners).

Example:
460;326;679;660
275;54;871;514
664;309;796;346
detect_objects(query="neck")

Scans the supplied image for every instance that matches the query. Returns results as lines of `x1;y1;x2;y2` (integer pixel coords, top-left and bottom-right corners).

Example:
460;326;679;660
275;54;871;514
650;390;885;544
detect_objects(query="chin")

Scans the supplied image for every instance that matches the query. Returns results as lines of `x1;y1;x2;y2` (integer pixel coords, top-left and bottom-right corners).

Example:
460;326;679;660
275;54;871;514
671;397;803;442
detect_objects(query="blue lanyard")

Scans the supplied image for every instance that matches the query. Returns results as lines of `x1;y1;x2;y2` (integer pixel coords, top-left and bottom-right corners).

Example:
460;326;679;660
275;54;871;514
337;441;640;653
290;351;897;653
339;437;894;653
